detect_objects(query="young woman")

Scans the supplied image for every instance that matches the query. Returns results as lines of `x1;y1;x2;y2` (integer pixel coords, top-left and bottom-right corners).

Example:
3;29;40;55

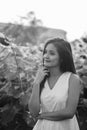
29;38;81;130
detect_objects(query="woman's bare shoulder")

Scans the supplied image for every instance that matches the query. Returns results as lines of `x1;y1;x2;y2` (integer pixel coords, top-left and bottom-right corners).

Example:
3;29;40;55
70;73;80;80
69;73;81;88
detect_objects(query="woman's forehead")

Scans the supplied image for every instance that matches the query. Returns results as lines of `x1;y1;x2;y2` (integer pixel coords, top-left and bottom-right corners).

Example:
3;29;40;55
45;43;57;50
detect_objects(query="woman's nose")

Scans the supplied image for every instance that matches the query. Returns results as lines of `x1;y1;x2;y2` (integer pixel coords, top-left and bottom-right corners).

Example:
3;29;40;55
44;53;49;58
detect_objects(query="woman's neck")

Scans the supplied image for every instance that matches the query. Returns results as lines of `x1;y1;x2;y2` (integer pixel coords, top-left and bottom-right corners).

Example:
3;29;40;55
48;67;63;78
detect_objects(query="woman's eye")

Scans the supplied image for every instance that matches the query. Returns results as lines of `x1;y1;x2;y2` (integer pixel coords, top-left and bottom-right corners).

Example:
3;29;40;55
44;50;55;55
49;52;55;55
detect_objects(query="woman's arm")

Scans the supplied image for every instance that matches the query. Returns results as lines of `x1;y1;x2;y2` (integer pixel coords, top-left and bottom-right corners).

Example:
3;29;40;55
29;81;41;117
28;66;49;117
38;74;82;121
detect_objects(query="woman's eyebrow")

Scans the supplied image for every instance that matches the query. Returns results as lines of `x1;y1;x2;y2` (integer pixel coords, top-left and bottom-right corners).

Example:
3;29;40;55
49;49;55;52
45;48;54;51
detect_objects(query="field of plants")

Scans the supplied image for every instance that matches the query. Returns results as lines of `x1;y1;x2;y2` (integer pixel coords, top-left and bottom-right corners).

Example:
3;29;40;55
0;35;87;130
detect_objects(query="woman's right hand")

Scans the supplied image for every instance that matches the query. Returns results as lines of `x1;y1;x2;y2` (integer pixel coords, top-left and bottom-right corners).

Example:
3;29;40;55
34;66;49;85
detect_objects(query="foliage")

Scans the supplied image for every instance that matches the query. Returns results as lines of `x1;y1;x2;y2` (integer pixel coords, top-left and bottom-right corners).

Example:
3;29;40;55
19;11;43;26
0;36;44;129
0;34;87;129
71;39;87;129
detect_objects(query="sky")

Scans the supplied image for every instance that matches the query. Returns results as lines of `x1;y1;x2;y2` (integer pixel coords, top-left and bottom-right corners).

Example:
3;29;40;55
0;0;87;41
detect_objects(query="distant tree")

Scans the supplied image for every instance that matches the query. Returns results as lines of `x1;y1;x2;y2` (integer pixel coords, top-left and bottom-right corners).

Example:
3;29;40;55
19;11;43;26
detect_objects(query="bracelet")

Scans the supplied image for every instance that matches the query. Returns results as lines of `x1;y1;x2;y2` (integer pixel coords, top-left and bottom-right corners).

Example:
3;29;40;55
28;111;37;122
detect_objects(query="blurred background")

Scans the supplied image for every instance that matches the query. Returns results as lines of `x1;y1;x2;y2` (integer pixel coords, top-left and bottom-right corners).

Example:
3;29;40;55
0;0;87;43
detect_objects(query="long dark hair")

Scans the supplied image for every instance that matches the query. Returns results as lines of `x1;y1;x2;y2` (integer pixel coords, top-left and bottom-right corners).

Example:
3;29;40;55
40;38;76;94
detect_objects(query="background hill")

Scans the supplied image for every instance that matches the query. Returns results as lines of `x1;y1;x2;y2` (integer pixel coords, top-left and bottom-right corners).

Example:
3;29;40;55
0;22;66;46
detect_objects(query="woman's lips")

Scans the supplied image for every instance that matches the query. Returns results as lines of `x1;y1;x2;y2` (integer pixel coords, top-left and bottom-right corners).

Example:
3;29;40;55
44;60;50;62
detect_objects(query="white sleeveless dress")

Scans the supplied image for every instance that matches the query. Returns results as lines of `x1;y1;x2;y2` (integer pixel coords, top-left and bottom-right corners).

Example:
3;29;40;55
33;72;80;130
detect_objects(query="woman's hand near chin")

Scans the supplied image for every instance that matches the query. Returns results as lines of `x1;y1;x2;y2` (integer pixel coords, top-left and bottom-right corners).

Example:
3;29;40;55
34;66;49;84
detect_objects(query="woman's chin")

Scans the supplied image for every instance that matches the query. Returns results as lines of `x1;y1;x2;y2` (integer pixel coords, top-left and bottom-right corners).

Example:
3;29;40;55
44;63;51;67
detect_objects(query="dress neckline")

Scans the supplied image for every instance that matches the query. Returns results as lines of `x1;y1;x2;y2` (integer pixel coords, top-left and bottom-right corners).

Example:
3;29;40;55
46;72;65;90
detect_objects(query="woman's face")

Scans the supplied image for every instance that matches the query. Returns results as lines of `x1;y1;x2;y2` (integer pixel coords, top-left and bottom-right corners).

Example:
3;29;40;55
43;43;60;68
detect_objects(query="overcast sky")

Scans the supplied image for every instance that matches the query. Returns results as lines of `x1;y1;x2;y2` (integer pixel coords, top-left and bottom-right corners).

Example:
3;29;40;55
0;0;87;41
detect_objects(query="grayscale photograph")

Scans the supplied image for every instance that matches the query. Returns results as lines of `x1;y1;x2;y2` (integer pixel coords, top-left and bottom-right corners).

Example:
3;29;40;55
0;0;87;130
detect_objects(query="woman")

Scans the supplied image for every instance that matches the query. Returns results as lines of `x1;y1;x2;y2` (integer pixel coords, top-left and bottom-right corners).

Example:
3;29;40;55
29;38;81;130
